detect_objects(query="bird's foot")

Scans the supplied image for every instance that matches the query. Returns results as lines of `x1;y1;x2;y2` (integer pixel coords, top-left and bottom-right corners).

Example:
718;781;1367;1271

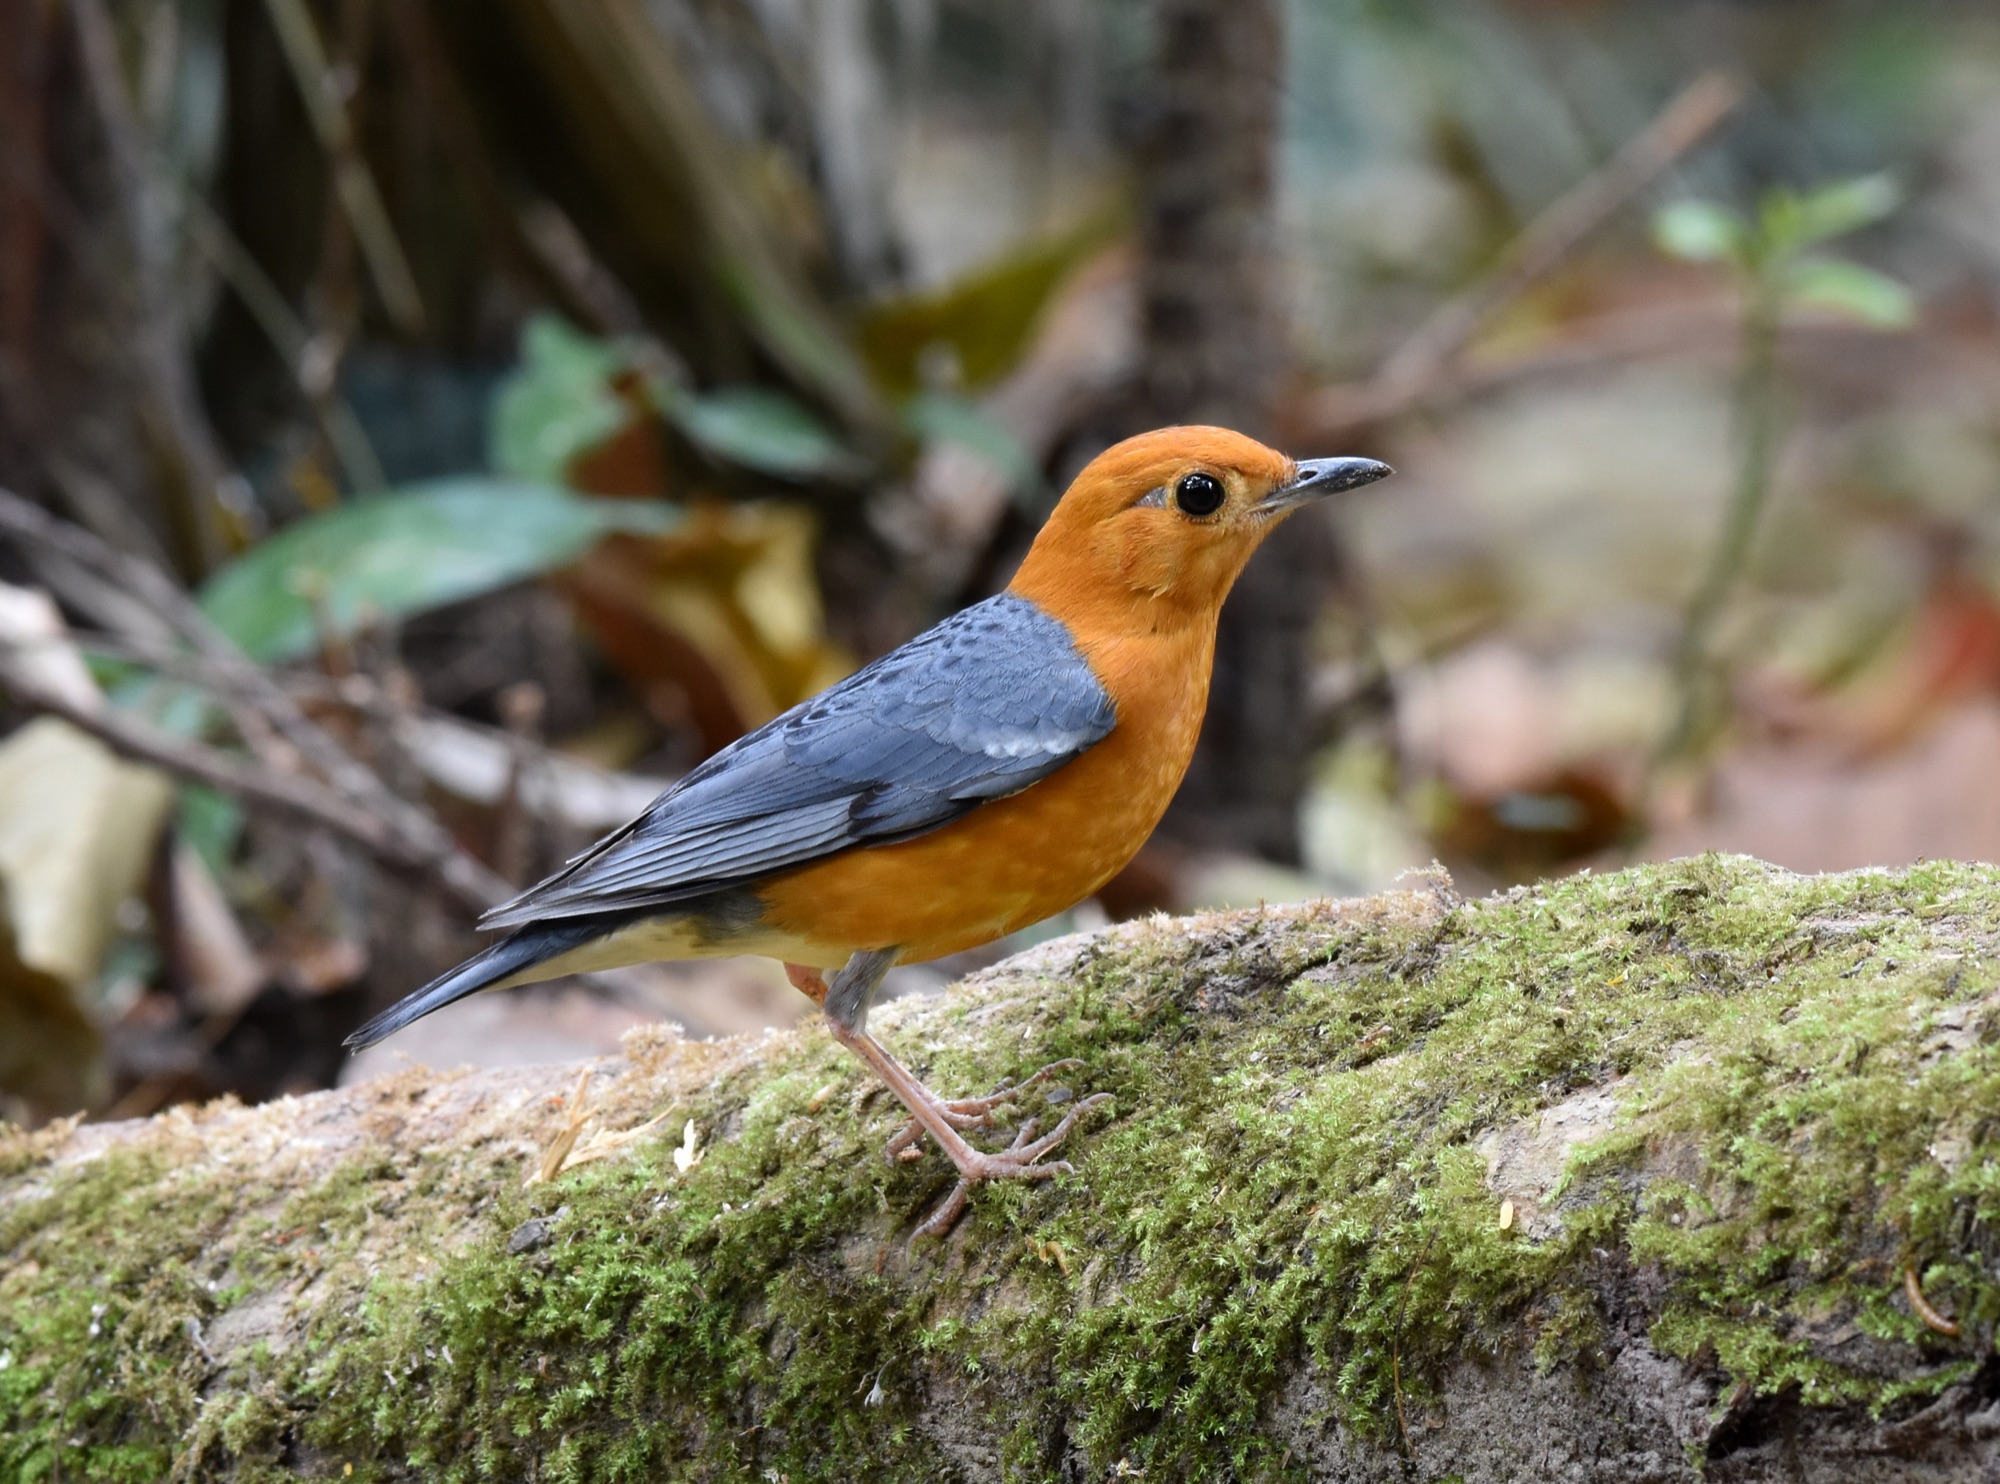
818;1016;1110;1240
912;1092;1114;1239
884;1058;1087;1159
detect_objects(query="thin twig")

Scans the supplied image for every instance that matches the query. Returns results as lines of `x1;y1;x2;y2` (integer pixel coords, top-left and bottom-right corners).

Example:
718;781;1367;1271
1379;71;1745;395
20;14;385;498
0;487;509;913
2;487;369;792
28;623;325;748
261;0;426;335
1903;1261;1961;1337
49;625;665;843
178;189;387;494
70;0;240;575
1290;299;1905;454
43;455;176;571
1289;71;1744;444
0;640;458;890
1654;284;1785;769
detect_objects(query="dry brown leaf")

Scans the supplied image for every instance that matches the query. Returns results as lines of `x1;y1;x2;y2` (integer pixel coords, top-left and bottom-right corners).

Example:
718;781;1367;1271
0;718;172;994
0;584;183;1109
561;502;850;756
171;843;264;1016
0;720;173;1111
565;1109;675;1175
526;1068;597;1187
524;1067;676;1185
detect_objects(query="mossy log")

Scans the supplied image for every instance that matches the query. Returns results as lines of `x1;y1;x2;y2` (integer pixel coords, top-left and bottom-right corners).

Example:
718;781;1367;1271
6;856;2000;1482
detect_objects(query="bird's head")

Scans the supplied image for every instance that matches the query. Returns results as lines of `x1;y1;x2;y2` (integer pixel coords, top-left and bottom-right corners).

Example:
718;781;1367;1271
1010;426;1391;632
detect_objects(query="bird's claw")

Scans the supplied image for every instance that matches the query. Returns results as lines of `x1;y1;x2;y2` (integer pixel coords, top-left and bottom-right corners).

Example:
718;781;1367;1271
936;1058;1085;1121
883;1058;1087;1160
910;1093;1113;1240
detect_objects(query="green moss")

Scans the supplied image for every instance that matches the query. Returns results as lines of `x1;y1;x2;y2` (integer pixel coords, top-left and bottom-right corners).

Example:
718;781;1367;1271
0;1117;77;1182
0;1149;213;1482
6;857;2000;1479
280;1037;976;1482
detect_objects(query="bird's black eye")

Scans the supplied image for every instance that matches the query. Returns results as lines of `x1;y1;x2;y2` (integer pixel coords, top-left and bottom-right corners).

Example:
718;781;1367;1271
1175;472;1226;517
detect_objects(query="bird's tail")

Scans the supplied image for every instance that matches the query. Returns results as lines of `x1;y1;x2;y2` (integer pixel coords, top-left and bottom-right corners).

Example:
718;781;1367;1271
343;919;610;1051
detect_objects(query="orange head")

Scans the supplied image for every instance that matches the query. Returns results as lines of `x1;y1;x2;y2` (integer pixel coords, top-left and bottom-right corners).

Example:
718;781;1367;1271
1008;426;1391;636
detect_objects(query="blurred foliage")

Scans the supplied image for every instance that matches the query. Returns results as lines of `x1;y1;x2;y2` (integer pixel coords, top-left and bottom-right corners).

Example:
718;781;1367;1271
1654;174;1914;328
492;316;855;485
1651;174;1916;771
477;310;855;751
563;505;852;754
197;479;679;664
856;216;1122;397
423;0;885;431
488;318;634;488
0;720;173;1112
652;386;855;484
899;389;1043;499
9;0;2000;1125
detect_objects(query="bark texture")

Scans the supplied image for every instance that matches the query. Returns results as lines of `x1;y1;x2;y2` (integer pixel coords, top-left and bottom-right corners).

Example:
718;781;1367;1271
6;856;2000;1482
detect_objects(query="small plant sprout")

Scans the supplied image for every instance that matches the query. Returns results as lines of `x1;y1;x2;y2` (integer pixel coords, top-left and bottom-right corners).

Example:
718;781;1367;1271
1649;174;1916;780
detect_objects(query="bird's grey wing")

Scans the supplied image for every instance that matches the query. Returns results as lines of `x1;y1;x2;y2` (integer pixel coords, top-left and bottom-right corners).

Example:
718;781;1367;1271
478;593;1116;929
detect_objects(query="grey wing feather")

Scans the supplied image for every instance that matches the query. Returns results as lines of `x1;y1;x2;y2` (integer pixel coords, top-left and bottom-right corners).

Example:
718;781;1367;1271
479;593;1115;929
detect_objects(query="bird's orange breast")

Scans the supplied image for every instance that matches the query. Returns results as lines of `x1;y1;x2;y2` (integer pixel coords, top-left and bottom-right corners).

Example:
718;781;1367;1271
753;617;1215;965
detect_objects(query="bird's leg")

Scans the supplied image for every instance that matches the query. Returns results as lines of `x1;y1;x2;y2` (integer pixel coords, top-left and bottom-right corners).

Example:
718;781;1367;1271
790;961;1088;1134
808;950;1110;1235
784;962;830;1003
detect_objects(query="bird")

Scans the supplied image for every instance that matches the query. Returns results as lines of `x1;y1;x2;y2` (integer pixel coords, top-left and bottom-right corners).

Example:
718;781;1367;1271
346;426;1391;1232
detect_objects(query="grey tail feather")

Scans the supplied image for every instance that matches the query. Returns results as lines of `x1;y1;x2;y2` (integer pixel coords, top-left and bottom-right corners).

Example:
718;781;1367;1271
343;920;611;1051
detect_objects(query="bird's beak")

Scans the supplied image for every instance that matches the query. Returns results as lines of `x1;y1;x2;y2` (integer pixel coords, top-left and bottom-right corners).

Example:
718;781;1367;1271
1258;456;1394;515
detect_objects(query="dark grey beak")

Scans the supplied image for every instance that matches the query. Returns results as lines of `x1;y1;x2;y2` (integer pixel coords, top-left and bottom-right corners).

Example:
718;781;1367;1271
1258;455;1394;515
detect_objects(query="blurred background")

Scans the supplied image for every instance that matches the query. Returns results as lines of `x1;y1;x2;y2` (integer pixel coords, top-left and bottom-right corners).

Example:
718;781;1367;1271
2;0;1998;1124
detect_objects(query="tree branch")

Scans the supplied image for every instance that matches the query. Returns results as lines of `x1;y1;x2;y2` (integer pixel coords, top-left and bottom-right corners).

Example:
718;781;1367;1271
1287;71;1745;445
0;487;511;914
0;641;487;900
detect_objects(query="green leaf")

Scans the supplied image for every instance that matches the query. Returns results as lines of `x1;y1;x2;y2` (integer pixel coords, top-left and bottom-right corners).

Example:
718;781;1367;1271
198;479;677;662
856;212;1123;397
654;384;856;481
1653;200;1747;265
713;259;886;434
1781;173;1901;251
899;391;1042;496
489;314;634;483
497;311;858;483
1786;258;1916;329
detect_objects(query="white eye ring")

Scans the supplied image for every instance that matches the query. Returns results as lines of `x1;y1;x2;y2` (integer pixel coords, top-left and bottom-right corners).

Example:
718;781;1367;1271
1135;485;1167;509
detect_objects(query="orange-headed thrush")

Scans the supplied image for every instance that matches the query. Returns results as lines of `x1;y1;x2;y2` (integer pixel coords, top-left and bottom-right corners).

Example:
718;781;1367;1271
347;427;1391;1230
